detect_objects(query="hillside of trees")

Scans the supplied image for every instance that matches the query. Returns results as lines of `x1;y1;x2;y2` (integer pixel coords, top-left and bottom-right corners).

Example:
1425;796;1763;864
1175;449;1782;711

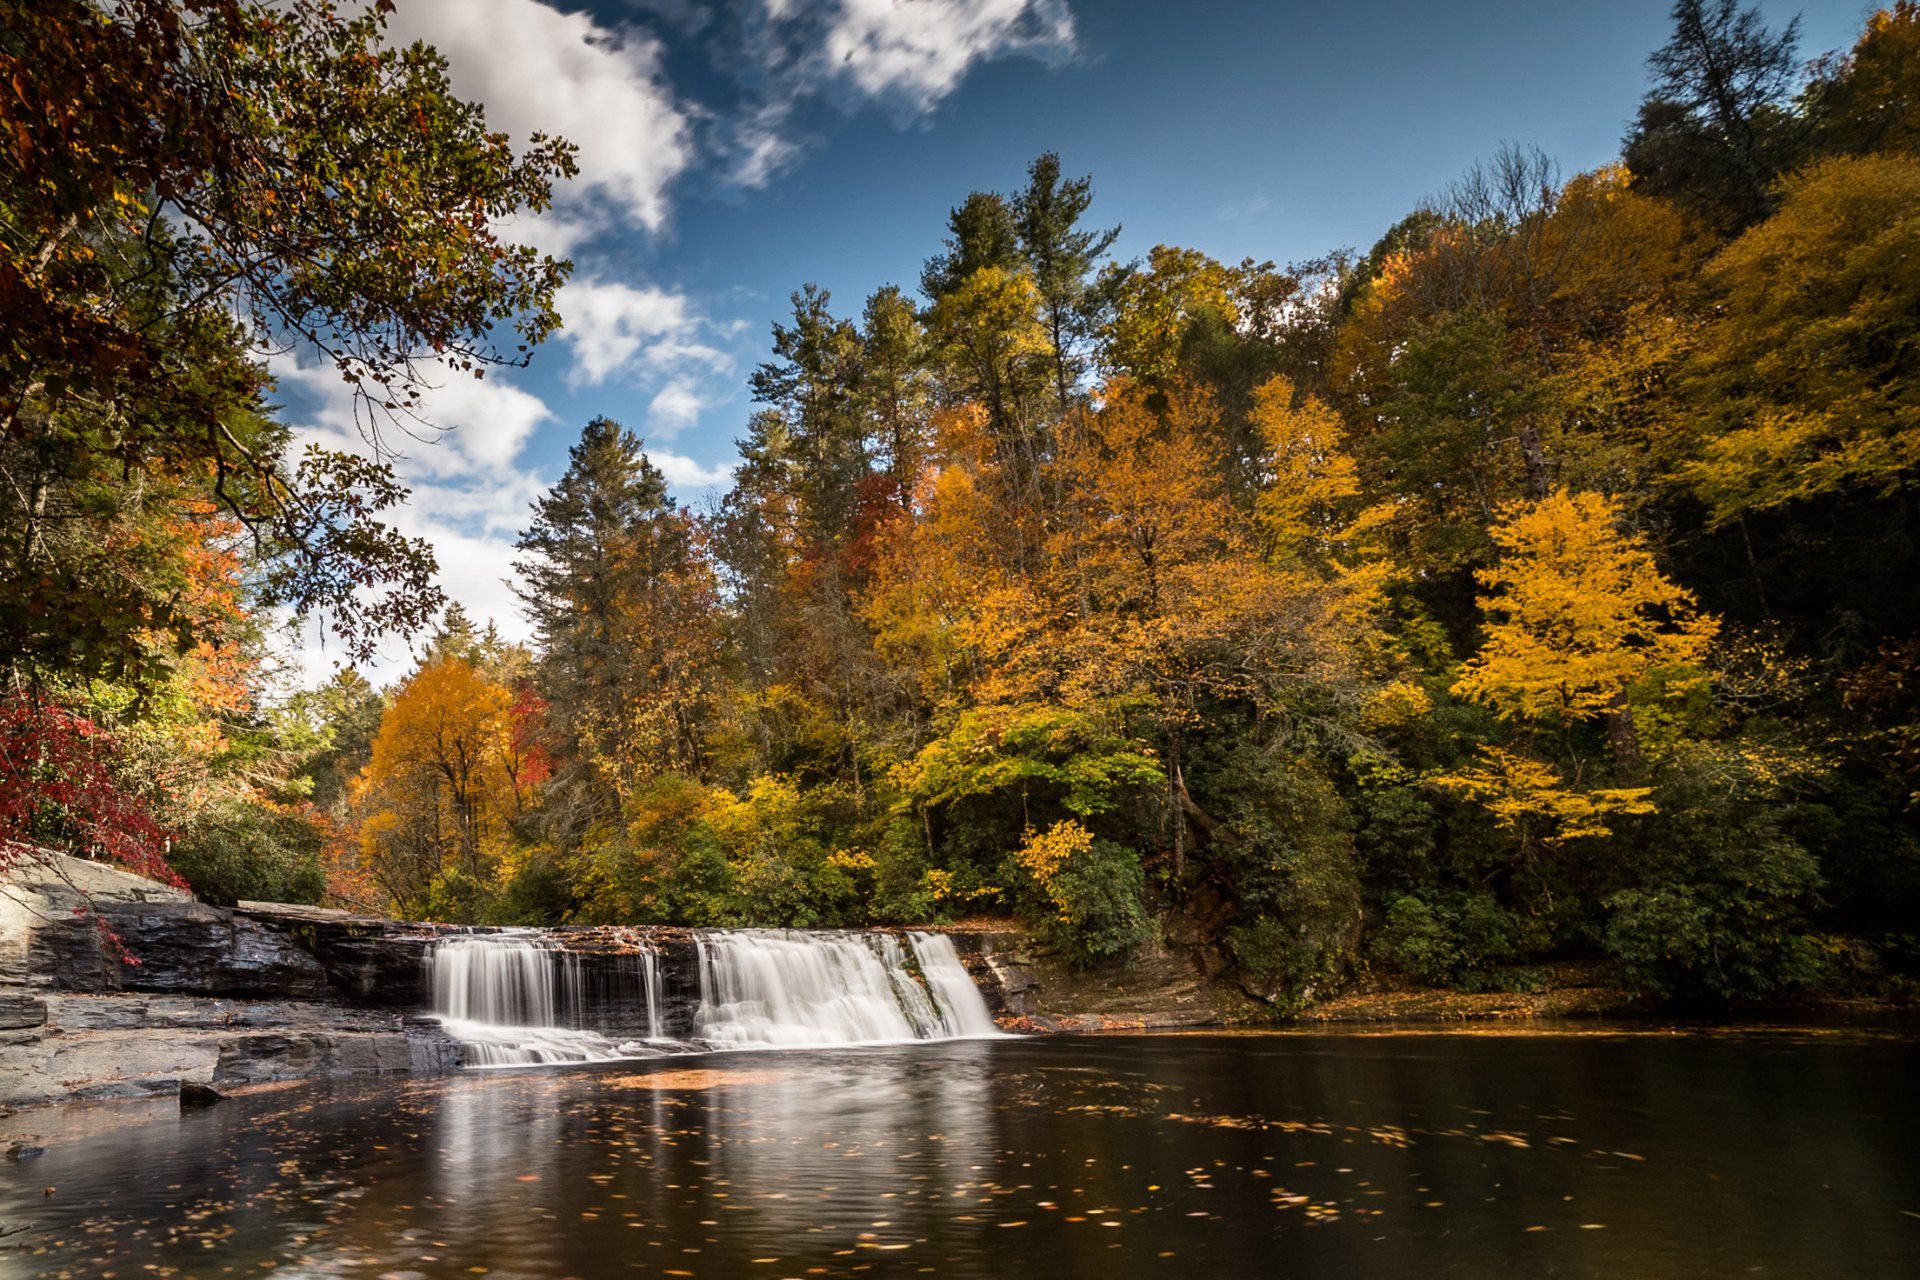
5;1;1918;1007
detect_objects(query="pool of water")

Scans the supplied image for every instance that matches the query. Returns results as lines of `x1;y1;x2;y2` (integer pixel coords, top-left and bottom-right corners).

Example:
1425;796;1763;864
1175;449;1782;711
3;1028;1917;1278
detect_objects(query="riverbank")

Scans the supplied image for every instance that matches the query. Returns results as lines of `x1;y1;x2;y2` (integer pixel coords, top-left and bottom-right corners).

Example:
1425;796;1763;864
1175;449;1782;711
5;853;1909;1115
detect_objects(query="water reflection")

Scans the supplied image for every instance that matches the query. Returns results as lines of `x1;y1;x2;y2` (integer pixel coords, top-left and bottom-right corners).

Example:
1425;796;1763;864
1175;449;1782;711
2;1031;1917;1278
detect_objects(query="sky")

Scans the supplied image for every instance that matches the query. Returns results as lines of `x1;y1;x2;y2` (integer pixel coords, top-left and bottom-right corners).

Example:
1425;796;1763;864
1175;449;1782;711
279;0;1872;682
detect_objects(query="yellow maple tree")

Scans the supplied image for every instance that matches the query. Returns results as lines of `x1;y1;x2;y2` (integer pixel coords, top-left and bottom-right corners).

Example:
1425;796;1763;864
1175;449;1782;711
353;655;522;915
1454;488;1718;729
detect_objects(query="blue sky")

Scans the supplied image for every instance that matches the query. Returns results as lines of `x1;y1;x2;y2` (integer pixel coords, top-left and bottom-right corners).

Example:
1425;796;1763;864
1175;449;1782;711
279;0;1869;679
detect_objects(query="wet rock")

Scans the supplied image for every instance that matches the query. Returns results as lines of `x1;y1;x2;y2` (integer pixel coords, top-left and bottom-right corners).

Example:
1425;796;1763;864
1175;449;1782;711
6;1141;47;1160
179;1081;226;1106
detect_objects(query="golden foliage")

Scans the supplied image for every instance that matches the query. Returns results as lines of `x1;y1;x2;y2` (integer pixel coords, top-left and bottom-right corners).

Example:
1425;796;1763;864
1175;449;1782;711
1433;747;1655;847
1454;489;1718;723
353;656;523;912
1679;152;1920;520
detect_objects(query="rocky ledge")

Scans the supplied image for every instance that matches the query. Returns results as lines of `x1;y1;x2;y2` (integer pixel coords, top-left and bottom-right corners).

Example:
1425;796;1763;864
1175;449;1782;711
4;852;1218;1111
0;856;469;1110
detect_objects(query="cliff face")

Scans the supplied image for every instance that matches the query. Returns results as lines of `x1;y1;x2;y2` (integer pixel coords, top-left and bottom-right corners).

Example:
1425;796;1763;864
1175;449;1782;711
1;857;465;1108
8;853;1243;1109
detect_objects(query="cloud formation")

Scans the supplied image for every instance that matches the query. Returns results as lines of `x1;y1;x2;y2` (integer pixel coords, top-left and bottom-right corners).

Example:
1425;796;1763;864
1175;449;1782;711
385;0;693;236
722;0;1079;186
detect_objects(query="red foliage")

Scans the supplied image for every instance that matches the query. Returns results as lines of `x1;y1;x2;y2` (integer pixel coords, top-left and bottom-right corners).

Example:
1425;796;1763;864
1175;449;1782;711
508;681;553;795
0;692;180;887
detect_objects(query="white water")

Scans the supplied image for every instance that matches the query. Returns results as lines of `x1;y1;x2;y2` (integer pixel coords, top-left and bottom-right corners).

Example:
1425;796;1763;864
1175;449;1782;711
427;934;664;1067
426;929;1000;1067
909;932;1002;1038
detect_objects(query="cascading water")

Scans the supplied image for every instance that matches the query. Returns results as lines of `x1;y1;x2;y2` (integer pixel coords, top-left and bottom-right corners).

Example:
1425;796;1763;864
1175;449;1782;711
694;930;1002;1049
909;932;1002;1038
425;929;1001;1067
427;934;663;1067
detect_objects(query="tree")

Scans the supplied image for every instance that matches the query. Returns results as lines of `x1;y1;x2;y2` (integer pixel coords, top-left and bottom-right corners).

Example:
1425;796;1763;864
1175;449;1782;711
0;0;574;689
1802;3;1920;158
353;655;520;915
0;691;175;885
921;191;1023;301
859;286;934;508
1624;0;1803;229
1454;489;1718;766
1013;153;1119;414
1674;152;1920;521
749;285;869;542
516;419;723;814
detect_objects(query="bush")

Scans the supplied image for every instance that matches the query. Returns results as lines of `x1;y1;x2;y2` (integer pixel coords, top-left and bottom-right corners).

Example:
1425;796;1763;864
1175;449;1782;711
1011;821;1153;964
1205;750;1365;1005
1040;836;1155;965
1371;891;1546;988
168;799;326;907
1603;751;1824;1002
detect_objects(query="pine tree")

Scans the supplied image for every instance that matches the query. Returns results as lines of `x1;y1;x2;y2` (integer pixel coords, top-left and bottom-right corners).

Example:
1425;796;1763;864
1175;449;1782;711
515;419;717;814
1014;153;1120;414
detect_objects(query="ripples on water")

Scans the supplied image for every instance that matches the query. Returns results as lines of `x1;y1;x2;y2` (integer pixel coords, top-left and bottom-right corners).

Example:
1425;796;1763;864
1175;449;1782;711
3;1030;1917;1278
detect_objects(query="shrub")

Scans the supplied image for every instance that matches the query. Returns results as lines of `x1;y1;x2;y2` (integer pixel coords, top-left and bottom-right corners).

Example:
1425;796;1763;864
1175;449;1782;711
169;799;325;907
1012;820;1153;964
1602;750;1824;1002
1371;891;1546;988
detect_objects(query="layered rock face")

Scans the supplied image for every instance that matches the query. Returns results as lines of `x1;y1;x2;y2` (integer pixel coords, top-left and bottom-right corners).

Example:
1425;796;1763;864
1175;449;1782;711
0;853;1055;1109
1;856;467;1107
2;851;1245;1111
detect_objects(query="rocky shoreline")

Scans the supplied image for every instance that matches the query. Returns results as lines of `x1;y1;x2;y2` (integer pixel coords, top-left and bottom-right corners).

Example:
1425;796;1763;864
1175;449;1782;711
4;853;1244;1114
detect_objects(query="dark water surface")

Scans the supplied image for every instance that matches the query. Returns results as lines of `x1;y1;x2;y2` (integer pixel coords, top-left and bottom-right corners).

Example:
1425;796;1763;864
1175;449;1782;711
4;1029;1918;1278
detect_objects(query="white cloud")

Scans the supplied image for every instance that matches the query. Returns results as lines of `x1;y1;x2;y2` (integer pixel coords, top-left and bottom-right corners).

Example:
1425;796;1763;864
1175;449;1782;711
557;278;697;385
648;379;707;433
272;357;554;480
384;0;693;237
726;102;804;190
652;450;736;491
717;0;1076;185
813;0;1077;111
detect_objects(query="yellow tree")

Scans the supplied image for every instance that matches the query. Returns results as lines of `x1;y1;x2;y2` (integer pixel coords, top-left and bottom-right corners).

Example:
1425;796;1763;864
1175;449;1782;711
1677;152;1920;521
353;655;520;915
1099;246;1237;385
1444;488;1717;850
1454;489;1718;743
1251;376;1394;576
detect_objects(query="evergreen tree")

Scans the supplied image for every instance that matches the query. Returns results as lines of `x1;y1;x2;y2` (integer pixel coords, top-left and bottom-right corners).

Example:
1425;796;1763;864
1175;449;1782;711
1624;0;1803;229
515;419;717;816
1014;153;1120;415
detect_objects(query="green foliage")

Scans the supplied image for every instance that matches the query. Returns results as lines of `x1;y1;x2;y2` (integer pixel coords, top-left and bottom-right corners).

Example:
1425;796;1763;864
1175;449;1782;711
168;800;326;909
1030;836;1154;966
1603;750;1825;1002
1371;893;1548;989
897;702;1163;820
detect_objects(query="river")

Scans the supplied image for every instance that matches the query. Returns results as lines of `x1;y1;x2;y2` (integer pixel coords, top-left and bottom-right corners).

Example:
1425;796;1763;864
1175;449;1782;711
3;1027;1916;1277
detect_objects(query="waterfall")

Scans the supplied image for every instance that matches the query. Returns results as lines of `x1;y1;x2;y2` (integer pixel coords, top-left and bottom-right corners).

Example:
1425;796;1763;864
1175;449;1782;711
426;935;658;1067
694;930;1001;1049
427;928;1000;1067
909;932;1001;1038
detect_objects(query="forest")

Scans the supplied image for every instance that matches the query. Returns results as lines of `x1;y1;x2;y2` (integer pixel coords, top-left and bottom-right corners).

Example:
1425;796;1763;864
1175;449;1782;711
4;0;1918;1008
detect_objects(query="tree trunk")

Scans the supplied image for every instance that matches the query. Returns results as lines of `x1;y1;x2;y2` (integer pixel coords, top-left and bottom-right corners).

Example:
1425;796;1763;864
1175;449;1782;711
1606;688;1643;776
1517;422;1550;501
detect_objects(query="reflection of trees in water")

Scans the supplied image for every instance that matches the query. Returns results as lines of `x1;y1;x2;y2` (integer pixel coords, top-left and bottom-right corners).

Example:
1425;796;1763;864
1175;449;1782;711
701;1045;1001;1239
13;1036;1920;1279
